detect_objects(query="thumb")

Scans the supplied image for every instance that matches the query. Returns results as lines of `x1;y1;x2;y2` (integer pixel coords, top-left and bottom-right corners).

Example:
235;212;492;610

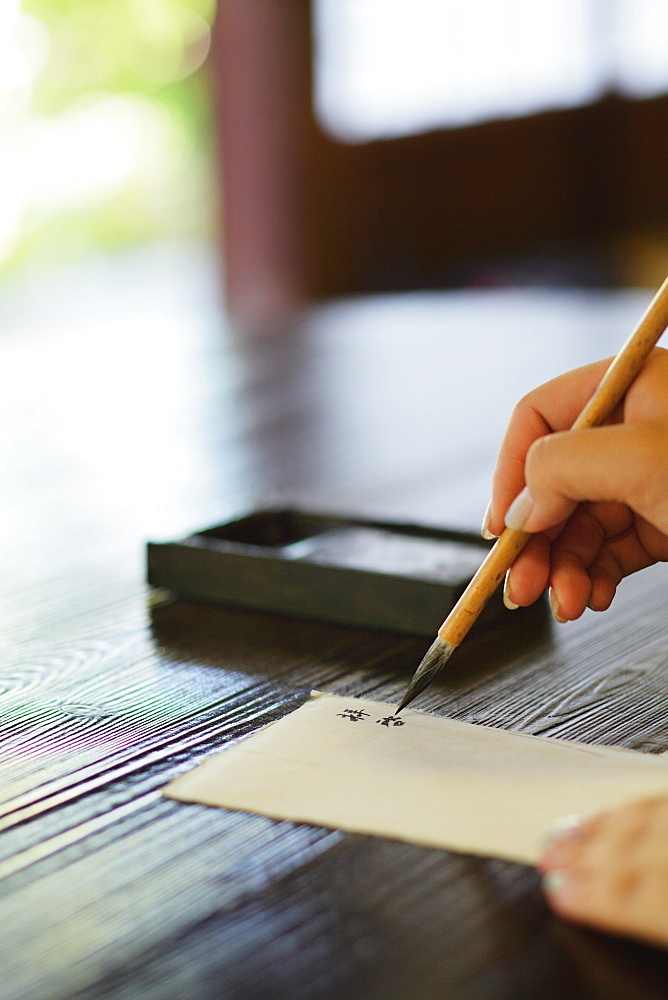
504;422;663;534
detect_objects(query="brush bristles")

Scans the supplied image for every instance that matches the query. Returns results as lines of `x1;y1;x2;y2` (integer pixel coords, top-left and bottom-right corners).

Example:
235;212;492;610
396;636;455;713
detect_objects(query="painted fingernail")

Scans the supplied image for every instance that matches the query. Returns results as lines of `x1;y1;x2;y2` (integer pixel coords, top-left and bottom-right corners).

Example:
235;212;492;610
504;486;534;531
542;813;583;850
481;500;496;540
542;869;570;896
549;588;567;624
503;571;518;610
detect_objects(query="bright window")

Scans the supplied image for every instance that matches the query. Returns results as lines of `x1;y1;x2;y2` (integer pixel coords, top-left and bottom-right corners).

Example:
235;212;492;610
314;0;668;142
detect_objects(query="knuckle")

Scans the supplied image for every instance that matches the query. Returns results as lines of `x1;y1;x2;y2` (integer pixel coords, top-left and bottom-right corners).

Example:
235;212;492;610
509;387;545;427
524;433;553;479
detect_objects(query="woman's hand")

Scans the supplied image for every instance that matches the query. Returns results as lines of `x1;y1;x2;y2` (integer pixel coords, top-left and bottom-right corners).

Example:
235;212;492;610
483;348;668;621
540;798;668;949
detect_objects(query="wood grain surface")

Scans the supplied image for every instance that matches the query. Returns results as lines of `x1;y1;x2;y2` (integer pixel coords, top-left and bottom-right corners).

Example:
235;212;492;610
2;246;668;999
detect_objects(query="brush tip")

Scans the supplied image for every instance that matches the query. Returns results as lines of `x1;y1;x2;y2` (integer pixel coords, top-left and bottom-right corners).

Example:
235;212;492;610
396;636;455;713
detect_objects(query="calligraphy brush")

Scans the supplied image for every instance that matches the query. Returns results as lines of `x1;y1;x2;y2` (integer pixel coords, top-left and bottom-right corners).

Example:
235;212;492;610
397;273;668;713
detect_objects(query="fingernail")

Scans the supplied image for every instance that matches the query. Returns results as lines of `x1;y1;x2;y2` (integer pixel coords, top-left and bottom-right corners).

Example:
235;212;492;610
505;486;534;531
549;588;567;624
542;869;570;896
542;813;583;850
503;571;518;610
481;500;496;540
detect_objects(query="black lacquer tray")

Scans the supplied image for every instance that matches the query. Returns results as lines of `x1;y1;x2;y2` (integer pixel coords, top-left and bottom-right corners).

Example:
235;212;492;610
147;508;517;636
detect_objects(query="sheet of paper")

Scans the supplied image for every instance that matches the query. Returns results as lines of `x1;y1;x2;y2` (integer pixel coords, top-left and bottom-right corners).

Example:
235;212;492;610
164;692;668;864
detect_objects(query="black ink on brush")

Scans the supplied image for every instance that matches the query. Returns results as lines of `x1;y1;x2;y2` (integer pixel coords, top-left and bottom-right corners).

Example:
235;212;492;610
396;636;455;713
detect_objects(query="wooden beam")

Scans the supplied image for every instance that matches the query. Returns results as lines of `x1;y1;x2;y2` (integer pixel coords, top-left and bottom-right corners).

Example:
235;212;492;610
211;0;314;331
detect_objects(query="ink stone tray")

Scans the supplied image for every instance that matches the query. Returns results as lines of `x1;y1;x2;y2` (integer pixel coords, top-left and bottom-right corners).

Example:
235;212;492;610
146;508;518;637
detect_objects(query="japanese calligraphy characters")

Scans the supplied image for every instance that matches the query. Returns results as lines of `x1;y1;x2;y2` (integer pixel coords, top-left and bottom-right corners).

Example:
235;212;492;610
337;708;404;727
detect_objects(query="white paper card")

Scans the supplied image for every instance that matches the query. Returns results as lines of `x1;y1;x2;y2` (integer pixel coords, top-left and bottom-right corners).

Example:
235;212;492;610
165;692;668;864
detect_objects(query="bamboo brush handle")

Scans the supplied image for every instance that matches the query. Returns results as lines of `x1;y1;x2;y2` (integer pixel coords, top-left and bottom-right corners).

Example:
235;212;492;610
573;273;668;430
439;273;668;649
438;527;530;646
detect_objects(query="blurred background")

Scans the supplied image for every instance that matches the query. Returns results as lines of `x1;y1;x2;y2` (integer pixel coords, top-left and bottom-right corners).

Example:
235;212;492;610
3;0;668;640
2;0;668;325
0;0;215;274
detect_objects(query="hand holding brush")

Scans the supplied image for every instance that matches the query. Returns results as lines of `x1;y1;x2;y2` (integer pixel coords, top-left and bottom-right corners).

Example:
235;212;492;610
399;275;668;711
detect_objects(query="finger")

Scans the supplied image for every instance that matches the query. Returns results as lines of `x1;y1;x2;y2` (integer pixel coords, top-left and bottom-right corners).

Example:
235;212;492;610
585;525;658;608
508;422;668;535
490;348;668;535
547;503;631;620
549;518;661;619
587;566;617;613
541;799;668;947
622;346;668;423
487;358;615;534
547;500;663;618
540;814;601;873
503;533;552;608
488;406;550;535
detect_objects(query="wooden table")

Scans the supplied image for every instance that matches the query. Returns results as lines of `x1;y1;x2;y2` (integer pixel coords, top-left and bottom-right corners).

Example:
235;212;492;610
3;246;668;999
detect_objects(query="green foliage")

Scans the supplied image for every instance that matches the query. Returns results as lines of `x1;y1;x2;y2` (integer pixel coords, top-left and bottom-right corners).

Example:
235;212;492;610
7;0;217;272
24;0;216;111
